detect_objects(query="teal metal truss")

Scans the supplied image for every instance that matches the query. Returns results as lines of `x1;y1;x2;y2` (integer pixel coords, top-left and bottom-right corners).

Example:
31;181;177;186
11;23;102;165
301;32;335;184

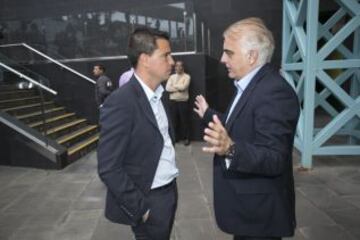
282;0;360;168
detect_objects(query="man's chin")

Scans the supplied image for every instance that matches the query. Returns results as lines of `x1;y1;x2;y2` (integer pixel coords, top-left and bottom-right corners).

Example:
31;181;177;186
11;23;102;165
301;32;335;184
161;75;169;82
227;72;235;79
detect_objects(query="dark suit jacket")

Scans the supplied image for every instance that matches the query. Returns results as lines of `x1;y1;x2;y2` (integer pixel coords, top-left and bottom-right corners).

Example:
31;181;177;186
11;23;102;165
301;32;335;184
203;64;299;237
95;74;113;106
97;76;175;226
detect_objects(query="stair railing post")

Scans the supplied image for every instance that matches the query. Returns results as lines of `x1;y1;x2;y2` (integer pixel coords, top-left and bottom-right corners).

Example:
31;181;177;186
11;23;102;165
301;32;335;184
37;79;48;146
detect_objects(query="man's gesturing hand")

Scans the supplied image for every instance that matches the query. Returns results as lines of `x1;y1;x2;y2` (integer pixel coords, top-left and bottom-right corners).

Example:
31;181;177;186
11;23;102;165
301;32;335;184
202;115;233;156
193;95;209;119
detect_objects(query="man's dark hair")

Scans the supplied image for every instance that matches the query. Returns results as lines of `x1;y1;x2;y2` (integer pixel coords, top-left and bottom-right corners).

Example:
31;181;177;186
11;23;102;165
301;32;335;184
95;64;106;72
127;27;170;68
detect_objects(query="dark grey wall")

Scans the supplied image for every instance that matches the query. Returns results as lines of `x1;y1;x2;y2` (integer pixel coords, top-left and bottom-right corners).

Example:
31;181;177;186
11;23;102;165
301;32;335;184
0;123;12;165
194;0;284;64
0;122;66;169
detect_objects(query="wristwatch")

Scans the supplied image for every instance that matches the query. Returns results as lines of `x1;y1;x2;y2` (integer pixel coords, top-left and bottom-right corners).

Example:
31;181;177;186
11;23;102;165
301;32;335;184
225;143;235;159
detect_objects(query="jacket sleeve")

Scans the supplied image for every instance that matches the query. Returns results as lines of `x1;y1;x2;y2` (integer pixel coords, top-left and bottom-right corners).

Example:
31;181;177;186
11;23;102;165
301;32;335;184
203;108;225;126
228;87;300;176
98;77;112;100
97;94;149;224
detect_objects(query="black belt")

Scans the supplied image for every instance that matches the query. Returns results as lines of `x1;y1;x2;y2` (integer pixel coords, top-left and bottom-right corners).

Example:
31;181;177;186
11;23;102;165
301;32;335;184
151;179;176;192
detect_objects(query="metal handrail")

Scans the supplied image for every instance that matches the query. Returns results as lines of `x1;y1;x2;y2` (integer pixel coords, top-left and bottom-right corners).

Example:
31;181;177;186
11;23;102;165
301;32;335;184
0;61;57;95
57;51;198;63
0;43;96;84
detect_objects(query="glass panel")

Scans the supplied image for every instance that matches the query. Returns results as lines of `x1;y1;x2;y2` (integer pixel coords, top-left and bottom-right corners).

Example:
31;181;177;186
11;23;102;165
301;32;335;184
0;57;54;140
0;1;197;60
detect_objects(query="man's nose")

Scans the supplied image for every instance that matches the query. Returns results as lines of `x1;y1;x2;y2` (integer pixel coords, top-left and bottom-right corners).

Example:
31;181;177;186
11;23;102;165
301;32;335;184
169;55;175;65
220;53;226;63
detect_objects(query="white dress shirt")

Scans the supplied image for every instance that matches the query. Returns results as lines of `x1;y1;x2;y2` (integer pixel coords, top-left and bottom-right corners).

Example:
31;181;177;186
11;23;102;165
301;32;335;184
135;73;179;188
225;65;263;168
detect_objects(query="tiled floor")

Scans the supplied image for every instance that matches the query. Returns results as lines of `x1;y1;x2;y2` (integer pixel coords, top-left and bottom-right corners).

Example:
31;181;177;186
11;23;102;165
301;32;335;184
0;142;359;240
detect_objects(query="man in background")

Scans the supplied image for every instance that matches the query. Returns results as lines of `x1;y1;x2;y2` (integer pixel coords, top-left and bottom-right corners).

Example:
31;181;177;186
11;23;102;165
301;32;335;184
166;60;191;145
118;67;134;87
93;64;113;107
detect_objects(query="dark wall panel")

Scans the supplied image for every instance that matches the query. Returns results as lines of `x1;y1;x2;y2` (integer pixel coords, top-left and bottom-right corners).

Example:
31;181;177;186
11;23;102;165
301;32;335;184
0;123;12;165
0;123;64;169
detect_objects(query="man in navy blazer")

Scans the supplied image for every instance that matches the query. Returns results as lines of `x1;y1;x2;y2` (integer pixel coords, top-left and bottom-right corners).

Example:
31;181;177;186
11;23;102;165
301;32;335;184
97;28;178;240
194;18;299;240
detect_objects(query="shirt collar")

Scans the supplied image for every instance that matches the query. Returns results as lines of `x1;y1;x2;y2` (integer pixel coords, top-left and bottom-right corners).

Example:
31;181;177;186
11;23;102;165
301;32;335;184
234;65;263;93
134;72;164;102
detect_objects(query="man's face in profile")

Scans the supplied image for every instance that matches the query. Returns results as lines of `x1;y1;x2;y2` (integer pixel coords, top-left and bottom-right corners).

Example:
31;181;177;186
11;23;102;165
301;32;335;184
174;61;184;74
93;66;102;77
147;39;174;82
221;35;253;80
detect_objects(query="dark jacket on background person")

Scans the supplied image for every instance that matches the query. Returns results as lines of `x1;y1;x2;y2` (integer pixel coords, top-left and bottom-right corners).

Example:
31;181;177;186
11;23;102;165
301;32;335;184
95;74;113;107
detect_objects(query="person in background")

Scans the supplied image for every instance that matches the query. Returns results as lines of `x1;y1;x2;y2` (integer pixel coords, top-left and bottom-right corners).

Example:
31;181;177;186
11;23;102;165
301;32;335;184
118;67;134;87
93;64;113;107
166;60;191;145
97;27;178;240
194;17;299;240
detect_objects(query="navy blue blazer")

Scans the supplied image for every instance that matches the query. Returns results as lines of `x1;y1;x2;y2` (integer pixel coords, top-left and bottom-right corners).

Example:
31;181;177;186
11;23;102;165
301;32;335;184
203;64;299;237
97;76;175;226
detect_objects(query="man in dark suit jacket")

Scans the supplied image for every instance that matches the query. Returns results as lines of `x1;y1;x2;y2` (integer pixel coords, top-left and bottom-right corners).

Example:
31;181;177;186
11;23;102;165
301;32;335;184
97;27;178;240
93;64;113;107
194;18;300;240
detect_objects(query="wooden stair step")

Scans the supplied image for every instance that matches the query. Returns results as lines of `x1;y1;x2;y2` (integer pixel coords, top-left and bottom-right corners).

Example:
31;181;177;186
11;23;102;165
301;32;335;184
67;133;99;156
45;119;86;135
28;112;76;128
2;101;53;112
0;85;19;91
57;125;98;144
0;96;40;104
16;107;65;120
0;89;37;95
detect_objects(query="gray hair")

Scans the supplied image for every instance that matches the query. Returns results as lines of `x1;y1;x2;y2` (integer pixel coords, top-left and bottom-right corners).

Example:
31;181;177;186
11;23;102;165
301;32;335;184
224;17;275;64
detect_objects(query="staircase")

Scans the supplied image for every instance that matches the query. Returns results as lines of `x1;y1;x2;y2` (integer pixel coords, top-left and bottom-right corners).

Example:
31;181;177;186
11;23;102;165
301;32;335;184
0;84;99;167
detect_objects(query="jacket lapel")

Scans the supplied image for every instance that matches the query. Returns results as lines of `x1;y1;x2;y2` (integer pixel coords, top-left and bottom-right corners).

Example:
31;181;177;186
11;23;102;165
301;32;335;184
225;64;269;131
222;89;238;124
131;77;159;130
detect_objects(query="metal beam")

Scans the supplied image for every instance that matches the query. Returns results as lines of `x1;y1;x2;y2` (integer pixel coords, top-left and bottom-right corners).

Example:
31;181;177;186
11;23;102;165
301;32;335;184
319;60;360;69
317;15;360;60
282;0;360;168
314;146;360;155
301;0;319;168
284;0;307;59
335;0;360;16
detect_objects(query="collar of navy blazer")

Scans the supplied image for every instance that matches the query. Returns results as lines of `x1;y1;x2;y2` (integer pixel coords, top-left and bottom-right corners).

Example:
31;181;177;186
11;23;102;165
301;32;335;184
129;75;175;143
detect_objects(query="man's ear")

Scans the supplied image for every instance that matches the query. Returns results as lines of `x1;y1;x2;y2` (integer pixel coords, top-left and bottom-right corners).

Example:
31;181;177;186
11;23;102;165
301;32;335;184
248;50;258;65
139;53;150;68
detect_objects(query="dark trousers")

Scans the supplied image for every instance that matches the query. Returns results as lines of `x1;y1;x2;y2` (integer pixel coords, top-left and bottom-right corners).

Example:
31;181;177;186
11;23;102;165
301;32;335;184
169;100;189;141
234;236;281;240
131;181;178;240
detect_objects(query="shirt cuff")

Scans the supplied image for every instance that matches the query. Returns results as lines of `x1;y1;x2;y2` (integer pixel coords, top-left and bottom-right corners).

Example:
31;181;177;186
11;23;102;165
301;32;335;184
225;158;231;169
